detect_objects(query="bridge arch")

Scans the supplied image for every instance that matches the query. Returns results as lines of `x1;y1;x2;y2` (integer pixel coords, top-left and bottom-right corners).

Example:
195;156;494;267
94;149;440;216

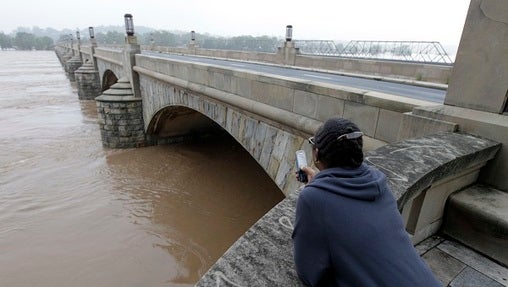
146;105;223;142
102;70;118;91
141;79;307;196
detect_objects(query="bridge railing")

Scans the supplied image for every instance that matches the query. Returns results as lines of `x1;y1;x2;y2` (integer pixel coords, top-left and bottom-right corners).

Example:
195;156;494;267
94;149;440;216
93;47;124;66
339;40;453;65
62;38;453;84
292;40;453;65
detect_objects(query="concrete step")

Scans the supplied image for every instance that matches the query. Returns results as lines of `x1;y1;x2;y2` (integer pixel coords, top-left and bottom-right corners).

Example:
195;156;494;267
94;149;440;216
443;185;508;267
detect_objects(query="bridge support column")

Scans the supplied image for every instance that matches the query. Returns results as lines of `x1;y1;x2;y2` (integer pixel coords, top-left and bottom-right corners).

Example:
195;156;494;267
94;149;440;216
61;52;73;73
75;36;101;100
95;77;148;148
75;61;101;100
66;55;82;82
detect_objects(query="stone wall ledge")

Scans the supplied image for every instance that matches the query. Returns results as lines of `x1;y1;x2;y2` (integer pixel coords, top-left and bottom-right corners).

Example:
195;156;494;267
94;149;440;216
411;105;508;192
196;132;500;286
365;132;500;207
95;95;140;102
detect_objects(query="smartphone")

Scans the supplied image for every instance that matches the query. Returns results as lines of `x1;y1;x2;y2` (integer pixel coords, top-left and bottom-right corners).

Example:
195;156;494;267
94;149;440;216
295;150;308;183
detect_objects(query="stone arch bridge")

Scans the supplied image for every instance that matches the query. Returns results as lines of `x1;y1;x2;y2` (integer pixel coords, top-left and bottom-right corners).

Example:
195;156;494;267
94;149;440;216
55;4;508;282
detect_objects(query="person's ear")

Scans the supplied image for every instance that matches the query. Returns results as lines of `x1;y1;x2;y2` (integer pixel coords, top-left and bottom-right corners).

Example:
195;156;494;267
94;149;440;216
313;148;319;162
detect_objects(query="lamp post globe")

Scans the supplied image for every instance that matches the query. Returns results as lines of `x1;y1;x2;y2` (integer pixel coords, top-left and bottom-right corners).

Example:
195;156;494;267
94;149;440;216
88;27;95;39
285;25;293;42
124;13;135;36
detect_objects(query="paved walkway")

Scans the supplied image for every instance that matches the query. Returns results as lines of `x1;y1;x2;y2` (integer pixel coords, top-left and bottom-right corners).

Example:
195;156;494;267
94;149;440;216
417;236;508;287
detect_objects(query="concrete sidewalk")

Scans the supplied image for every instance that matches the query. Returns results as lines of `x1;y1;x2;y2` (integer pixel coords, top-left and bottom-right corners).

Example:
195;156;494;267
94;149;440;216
417;236;508;286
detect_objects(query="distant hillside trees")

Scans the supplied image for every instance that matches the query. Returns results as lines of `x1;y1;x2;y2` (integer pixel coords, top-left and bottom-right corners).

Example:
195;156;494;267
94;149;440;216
198;35;279;52
0;33;13;49
85;30;280;52
0;32;54;50
2;25;281;52
95;31;124;45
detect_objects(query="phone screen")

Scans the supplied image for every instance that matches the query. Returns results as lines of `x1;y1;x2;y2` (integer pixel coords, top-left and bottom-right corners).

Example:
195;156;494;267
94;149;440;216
296;150;308;183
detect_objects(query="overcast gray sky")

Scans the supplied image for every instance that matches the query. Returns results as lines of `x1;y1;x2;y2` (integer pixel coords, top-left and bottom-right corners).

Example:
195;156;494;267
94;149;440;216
2;0;470;47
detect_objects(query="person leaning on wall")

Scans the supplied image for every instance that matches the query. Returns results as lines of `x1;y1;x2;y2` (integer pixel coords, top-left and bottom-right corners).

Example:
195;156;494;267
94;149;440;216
292;117;441;287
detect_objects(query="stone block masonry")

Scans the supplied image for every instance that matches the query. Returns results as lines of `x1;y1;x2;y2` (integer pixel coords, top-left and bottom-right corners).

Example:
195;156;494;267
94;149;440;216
96;99;146;148
95;78;147;148
65;55;82;82
75;62;102;100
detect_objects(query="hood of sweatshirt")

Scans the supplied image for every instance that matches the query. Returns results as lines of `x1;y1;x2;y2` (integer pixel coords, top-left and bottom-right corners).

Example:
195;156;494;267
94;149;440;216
305;163;386;201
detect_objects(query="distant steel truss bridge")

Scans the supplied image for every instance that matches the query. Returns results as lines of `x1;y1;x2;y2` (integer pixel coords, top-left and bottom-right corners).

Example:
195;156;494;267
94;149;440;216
294;40;453;65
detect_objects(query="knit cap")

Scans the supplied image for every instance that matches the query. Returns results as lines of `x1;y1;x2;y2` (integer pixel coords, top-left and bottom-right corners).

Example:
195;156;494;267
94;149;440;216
314;118;361;152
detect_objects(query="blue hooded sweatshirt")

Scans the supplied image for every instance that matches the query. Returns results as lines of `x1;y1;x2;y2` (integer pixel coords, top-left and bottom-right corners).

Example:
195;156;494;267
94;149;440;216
292;164;441;287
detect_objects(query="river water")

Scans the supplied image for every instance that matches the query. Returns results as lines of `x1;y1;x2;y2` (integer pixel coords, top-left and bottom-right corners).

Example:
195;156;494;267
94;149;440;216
0;51;284;287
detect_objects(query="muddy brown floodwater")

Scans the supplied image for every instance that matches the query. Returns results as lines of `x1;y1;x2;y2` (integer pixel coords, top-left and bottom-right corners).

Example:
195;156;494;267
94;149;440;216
0;51;284;287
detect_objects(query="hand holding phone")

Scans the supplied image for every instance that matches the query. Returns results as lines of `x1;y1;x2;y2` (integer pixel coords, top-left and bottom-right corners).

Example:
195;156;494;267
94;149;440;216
296;150;308;183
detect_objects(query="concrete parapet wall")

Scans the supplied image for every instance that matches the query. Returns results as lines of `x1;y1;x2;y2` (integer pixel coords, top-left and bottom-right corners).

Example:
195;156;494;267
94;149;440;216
94;48;124;87
295;55;452;84
94;48;124;67
79;46;93;63
143;45;279;64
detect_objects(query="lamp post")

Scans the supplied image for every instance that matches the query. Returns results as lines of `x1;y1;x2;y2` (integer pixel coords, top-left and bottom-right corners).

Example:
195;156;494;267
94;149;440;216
285;25;293;42
279;24;297;65
188;30;197;51
121;13;140;97
88;26;98;68
76;30;82;61
89;26;97;48
69;34;74;55
88;26;95;39
124;13;134;36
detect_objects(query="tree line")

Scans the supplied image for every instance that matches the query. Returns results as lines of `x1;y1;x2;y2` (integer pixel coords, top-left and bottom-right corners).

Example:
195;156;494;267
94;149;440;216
0;32;54;50
2;26;282;53
60;30;281;53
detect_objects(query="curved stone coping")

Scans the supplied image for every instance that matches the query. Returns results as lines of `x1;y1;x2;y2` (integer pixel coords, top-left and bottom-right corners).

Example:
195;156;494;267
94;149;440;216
195;132;500;286
364;132;500;208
